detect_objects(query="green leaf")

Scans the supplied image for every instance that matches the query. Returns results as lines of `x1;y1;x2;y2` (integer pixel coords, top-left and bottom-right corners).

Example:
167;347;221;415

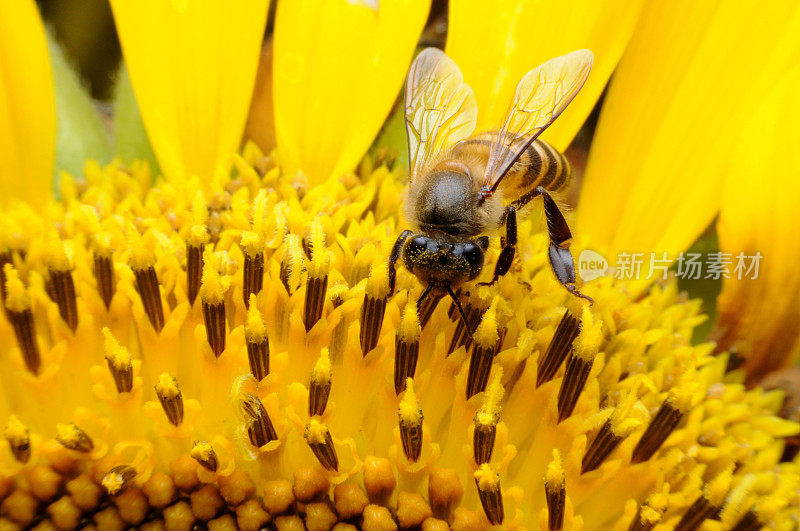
113;64;159;175
48;34;112;184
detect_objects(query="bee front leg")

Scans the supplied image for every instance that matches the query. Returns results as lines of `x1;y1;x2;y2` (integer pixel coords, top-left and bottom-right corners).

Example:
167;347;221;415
388;230;413;295
538;187;593;304
479;206;517;286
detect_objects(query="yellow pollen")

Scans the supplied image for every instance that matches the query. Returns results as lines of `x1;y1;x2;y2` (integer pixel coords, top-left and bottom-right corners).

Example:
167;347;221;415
187;224;209;248
307;218;330;279
365;262;391;300
668;379;699;413
3;264;30;312
639;506;662;525
282;234;304;288
398;379;422;425
705;465;734;507
545;449;564;493
397;301;421;344
200;250;228;304
305;418;329;444
476;370;504;427
155;373;180;399
128;229;155;271
474;464;499;490
190;441;214;462
608;382;644;437
473;297;500;349
574;305;603;361
4;415;28;442
311;348;332;385
55;423;81;446
240;230;262;257
46;239;71;271
103;328;132;370
245;296;268;342
102;472;126;495
93;231;114;258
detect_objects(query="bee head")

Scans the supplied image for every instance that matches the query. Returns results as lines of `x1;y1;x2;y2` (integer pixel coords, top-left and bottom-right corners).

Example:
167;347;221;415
402;234;488;288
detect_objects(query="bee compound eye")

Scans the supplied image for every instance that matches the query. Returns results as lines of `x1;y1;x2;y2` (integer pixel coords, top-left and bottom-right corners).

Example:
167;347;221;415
458;242;484;272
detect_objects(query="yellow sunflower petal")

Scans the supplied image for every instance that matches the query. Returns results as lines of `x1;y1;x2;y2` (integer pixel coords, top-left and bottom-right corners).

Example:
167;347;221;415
445;0;644;151
577;1;800;273
0;0;56;207
109;0;269;182
714;64;800;382
273;0;429;185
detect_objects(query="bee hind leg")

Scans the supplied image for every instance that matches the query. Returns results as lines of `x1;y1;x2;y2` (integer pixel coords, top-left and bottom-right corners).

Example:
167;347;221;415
538;187;593;304
478;205;517;286
388;229;413;295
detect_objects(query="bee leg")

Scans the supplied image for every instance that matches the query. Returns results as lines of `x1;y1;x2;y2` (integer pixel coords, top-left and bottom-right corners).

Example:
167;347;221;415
479;206;517;286
388;230;413;295
538;187;594;304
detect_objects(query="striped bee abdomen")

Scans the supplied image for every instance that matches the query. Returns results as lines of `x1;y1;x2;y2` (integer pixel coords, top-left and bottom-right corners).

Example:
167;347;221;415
453;133;573;197
514;138;572;195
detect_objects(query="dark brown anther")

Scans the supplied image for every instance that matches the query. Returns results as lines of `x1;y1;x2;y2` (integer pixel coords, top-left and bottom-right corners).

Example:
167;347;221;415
537;310;579;387
475;467;504;526
56;423;95;453
105;353;133;394
304;275;328;332
49;268;78;331
557;352;593;422
398;379;423;463
242;394;278;448
93;253;116;309
546;478;565;531
3;265;40;375
155;373;184;426
304;420;339;471
394;335;419;395
400;417;423;463
674;496;719;531
473;421;496;465
247;339;269;382
8;308;40;375
631;400;684;463
447;301;483;355
581;421;623;473
102;465;137;495
186;242;203;306
133;266;165;333
191;441;218;472
360;265;391;355
4;416;31;464
360;293;387;356
245;295;269;381
466;339;499;399
202;299;226;357
243;251;264;308
418;291;443;329
308;349;332;416
730;511;761;531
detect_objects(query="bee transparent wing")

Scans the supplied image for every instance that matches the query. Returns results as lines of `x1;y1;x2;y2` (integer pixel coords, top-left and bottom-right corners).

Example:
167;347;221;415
405;48;478;181
482;50;593;194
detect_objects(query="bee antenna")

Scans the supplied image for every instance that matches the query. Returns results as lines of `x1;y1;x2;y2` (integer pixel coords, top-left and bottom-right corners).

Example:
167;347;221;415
446;286;473;337
417;283;435;306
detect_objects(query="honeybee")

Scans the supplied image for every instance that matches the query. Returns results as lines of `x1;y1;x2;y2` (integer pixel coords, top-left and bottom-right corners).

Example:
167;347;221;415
388;48;594;327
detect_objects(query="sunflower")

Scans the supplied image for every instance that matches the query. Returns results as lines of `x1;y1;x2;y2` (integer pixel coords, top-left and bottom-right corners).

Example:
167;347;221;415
1;0;799;529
